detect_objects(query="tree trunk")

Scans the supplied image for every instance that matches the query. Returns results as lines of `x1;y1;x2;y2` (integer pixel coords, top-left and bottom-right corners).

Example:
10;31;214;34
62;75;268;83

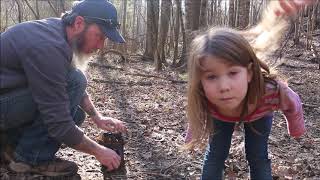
172;0;181;66
36;0;40;18
238;0;250;29
184;0;201;67
294;11;303;45
121;0;128;53
199;0;208;29
131;0;137;52
228;0;235;27
143;0;159;61
47;0;59;17
306;5;312;50
136;0;143;51
185;0;201;31
168;5;175;56
155;0;172;71
5;8;9;30
311;2;318;31
213;0;219;25
24;0;40;19
252;0;264;25
176;0;187;68
15;0;23;23
60;0;65;13
209;0;215;25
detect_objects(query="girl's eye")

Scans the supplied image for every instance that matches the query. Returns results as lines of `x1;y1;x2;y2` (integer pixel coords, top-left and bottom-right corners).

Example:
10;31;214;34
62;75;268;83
207;75;217;80
229;71;238;76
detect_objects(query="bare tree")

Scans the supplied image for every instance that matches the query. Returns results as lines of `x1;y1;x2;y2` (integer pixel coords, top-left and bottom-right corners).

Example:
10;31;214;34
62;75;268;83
143;0;159;61
175;0;187;68
121;0;128;53
24;0;40;19
185;0;201;31
60;0;65;13
131;0;137;52
229;0;235;27
47;0;59;17
14;0;23;23
199;0;208;29
172;0;181;66
155;0;172;71
238;0;250;29
293;10;303;45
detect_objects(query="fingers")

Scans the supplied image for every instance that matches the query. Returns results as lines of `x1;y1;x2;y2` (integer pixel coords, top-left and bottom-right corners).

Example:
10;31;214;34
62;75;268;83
275;0;298;16
106;119;127;133
293;0;313;6
102;150;121;171
275;0;313;16
116;122;127;133
105;160;119;171
279;0;298;14
96;117;128;133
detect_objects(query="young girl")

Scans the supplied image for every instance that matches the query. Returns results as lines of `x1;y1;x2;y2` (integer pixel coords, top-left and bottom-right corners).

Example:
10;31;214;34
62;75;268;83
184;0;312;179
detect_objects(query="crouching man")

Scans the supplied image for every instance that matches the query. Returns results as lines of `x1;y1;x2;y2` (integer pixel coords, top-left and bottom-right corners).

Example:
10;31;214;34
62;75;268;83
0;0;126;176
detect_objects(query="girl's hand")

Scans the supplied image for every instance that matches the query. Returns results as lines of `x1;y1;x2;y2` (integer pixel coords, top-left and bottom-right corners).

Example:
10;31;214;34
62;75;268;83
91;115;127;133
275;0;315;16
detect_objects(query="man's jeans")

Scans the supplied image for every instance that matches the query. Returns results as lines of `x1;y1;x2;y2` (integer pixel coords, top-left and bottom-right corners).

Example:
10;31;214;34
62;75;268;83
0;68;87;165
201;115;273;180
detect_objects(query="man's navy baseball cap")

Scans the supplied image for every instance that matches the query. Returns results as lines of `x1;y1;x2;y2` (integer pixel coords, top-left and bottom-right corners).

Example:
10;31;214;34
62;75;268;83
72;0;125;43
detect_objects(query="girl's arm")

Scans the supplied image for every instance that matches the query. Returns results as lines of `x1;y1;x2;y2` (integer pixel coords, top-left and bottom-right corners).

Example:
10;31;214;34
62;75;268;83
278;81;306;138
276;0;315;16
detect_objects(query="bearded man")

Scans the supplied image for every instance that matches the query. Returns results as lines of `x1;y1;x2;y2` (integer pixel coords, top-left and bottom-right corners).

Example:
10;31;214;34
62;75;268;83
0;0;126;176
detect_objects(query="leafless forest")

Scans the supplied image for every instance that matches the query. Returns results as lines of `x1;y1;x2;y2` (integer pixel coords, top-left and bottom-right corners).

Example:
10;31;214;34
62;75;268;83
1;0;320;179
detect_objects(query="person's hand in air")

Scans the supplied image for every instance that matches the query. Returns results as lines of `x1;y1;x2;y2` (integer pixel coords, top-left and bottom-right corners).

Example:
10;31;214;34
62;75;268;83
275;0;315;16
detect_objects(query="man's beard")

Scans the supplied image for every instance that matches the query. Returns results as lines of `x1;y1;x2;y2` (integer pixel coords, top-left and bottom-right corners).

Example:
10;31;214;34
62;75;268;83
70;28;93;72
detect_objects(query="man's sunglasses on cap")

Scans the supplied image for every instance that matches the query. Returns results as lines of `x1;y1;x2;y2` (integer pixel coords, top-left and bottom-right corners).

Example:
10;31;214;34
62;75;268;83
83;16;121;29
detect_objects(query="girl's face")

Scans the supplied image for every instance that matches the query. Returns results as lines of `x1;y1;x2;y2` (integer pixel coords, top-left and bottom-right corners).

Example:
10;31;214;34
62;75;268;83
200;56;253;117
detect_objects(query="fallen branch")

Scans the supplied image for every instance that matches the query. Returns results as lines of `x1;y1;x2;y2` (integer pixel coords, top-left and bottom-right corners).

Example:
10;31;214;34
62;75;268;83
161;158;181;174
125;73;187;84
310;43;320;70
92;79;152;86
281;64;307;69
99;49;126;63
89;62;124;71
138;171;171;178
290;81;304;85
302;103;319;108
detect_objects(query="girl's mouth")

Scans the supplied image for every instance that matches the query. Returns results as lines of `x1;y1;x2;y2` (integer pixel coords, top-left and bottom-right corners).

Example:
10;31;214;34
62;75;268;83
220;97;234;101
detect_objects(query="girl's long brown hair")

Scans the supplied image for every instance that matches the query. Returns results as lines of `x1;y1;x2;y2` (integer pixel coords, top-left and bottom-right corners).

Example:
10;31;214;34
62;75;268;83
185;1;290;150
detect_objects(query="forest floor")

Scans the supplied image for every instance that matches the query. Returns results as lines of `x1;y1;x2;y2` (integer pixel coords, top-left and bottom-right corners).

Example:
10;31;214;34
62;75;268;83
1;34;320;180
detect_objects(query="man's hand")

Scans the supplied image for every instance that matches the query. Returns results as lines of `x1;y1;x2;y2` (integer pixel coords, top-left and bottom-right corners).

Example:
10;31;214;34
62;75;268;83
71;135;121;171
95;145;121;171
91;115;127;133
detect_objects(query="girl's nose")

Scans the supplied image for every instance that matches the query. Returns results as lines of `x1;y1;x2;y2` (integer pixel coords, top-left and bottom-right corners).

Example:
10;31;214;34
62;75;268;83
219;78;231;93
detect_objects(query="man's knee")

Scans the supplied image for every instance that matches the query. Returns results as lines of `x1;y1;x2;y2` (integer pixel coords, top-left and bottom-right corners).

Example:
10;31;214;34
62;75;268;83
74;107;86;126
0;89;37;130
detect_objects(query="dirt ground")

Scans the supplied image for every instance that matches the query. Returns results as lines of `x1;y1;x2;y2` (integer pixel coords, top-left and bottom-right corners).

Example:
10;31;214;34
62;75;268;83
1;34;319;180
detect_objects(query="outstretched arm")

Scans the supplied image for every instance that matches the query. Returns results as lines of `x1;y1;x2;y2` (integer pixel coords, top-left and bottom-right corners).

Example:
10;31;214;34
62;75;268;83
275;0;316;16
71;134;121;171
80;94;127;133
